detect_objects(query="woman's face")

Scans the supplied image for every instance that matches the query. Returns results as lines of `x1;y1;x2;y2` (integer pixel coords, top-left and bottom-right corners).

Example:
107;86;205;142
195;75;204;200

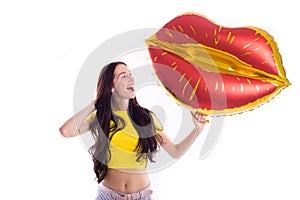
112;63;135;99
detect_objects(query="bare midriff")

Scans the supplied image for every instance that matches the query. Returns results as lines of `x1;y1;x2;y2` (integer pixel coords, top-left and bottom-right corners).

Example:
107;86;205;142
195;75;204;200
103;168;150;193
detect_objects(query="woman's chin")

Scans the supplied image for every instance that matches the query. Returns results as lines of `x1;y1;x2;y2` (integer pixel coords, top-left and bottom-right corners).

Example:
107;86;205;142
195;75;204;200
129;93;136;99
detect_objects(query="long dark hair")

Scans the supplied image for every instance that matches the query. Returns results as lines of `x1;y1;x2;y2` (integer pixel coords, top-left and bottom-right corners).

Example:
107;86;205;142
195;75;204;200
89;61;163;183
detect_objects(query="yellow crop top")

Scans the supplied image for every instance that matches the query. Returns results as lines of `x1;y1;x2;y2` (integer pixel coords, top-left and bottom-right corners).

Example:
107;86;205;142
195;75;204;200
87;109;162;169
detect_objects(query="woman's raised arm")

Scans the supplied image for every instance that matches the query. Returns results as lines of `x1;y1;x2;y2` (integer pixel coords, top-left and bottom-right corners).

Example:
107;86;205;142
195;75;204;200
59;101;96;137
156;112;207;159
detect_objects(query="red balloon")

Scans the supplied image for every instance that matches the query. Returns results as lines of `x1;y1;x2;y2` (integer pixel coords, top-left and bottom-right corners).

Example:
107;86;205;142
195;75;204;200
146;13;290;116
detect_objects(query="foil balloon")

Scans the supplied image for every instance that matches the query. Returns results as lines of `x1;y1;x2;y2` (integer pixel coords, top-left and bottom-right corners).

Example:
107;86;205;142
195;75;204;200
146;13;290;116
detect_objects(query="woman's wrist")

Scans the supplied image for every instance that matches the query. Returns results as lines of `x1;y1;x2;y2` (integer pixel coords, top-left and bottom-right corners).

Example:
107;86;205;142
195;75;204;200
194;125;203;135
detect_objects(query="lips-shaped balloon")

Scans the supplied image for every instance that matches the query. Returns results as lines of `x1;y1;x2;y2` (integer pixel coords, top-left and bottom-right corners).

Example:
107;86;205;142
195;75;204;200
146;13;290;116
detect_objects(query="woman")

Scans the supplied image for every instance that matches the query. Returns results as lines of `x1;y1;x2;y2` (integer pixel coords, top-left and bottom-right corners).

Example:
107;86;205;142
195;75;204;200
59;61;207;200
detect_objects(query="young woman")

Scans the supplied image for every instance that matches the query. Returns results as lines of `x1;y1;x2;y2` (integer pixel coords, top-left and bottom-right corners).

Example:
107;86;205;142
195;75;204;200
59;61;207;200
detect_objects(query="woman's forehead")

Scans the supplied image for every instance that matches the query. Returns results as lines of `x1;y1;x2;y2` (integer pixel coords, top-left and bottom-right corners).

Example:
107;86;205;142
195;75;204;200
114;64;130;75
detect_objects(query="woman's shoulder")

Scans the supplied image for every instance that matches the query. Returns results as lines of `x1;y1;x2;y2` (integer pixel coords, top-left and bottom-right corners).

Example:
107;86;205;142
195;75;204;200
86;111;96;122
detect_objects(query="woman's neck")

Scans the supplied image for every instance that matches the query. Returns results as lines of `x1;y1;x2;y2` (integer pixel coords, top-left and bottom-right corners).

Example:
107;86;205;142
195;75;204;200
111;96;129;111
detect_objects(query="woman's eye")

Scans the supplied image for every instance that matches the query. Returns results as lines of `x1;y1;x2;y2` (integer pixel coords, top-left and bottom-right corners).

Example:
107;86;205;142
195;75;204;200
120;73;131;79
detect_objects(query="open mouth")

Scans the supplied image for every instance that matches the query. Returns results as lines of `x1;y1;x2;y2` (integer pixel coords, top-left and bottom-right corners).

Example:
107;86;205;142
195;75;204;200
127;86;135;92
145;13;290;116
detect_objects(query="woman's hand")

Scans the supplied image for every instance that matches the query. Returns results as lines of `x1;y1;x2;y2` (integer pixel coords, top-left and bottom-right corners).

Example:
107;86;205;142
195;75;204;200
191;111;207;128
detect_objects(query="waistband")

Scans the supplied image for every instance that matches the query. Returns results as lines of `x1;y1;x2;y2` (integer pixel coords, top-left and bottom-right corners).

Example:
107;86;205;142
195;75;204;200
99;182;153;200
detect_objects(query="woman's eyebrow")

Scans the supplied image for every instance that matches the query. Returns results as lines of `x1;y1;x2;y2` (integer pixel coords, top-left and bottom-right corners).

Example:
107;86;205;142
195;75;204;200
118;72;126;77
118;71;131;77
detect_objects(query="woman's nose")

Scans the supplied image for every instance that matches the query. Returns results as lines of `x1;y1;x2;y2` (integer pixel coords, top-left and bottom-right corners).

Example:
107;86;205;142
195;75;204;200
129;76;134;82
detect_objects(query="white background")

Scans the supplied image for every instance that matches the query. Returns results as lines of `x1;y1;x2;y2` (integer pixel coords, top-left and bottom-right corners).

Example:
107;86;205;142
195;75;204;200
1;0;299;199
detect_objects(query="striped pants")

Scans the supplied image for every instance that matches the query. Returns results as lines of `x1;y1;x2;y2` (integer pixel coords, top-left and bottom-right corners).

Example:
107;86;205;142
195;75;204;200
95;182;153;200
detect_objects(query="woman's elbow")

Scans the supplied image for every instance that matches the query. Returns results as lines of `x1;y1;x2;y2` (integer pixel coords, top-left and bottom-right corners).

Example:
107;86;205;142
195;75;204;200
166;148;181;159
170;152;181;160
59;126;75;138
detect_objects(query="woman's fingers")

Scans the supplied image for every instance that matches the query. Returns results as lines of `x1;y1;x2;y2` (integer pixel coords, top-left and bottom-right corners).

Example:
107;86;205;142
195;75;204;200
198;114;206;124
191;111;209;125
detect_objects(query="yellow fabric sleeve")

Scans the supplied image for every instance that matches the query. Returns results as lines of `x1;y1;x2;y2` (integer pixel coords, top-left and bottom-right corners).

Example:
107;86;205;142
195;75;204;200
150;112;163;134
86;111;96;122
